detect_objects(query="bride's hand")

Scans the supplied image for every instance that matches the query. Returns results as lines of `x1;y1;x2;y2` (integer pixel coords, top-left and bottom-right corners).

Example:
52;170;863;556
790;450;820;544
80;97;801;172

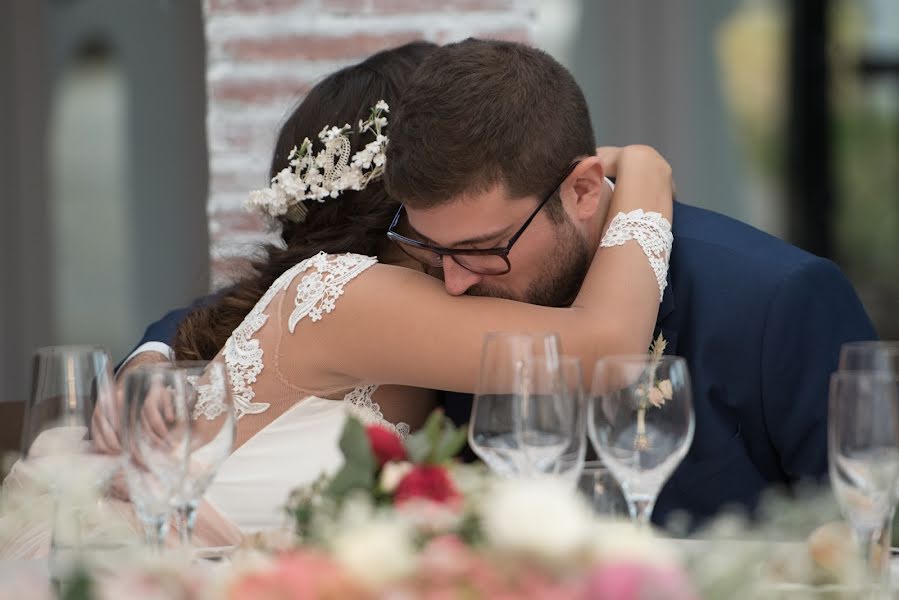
596;145;676;197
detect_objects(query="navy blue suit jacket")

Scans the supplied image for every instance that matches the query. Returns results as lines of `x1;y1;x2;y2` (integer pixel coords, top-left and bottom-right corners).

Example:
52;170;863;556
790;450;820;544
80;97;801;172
129;202;877;526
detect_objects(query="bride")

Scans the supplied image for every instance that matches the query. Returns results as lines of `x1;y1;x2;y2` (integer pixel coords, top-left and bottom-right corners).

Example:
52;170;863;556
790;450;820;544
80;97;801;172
102;42;674;534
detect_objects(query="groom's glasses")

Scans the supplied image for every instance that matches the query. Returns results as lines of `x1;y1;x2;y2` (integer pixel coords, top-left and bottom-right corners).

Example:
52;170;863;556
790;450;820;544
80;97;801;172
386;161;580;276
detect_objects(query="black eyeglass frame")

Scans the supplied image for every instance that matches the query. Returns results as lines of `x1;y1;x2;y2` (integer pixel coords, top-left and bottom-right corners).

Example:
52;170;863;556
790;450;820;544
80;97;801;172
386;161;581;275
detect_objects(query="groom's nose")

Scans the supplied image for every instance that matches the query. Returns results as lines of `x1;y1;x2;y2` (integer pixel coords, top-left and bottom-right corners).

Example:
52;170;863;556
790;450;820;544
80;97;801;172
441;257;483;296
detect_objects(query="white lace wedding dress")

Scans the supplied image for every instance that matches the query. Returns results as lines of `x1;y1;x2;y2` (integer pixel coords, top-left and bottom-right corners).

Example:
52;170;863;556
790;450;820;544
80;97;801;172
202;252;408;533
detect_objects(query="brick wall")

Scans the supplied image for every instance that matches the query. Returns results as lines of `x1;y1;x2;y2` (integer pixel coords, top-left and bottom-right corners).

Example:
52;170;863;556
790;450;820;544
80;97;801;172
203;0;536;287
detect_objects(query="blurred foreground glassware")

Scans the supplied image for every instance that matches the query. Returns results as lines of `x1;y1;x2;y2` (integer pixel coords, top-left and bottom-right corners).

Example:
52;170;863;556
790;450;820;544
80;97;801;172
469;332;567;477
828;370;899;594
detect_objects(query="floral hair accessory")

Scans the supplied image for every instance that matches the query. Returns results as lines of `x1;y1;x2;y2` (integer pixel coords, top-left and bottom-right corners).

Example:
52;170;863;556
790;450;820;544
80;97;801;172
245;100;390;224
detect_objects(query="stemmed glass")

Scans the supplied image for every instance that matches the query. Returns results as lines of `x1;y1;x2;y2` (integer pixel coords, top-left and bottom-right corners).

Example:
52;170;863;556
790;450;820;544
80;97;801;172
588;355;694;527
828;371;899;591
23;346;120;571
838;341;899;569
551;356;588;483
169;361;235;545
121;364;191;551
469;332;566;477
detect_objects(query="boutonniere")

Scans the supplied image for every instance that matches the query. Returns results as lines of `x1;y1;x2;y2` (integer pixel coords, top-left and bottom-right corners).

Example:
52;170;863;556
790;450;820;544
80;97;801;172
634;333;672;451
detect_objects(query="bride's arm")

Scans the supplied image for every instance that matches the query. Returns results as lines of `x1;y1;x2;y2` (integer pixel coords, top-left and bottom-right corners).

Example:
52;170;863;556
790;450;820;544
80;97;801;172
293;146;673;394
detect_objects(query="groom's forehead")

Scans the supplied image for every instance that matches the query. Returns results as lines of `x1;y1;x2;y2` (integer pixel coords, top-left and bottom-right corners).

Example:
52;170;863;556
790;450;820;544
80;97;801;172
403;186;530;247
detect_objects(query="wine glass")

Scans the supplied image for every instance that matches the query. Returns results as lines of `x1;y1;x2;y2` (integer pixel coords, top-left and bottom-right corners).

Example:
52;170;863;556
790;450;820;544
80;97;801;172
828;371;899;588
121;364;191;551
588;355;694;527
169;361;235;545
838;341;899;569
469;332;562;477
551;356;588;483
23;346;120;573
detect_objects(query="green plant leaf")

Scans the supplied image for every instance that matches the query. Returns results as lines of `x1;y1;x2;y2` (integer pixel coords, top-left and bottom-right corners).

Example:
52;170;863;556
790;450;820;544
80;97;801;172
423;409;444;452
433;424;469;464
405;432;431;464
324;418;376;497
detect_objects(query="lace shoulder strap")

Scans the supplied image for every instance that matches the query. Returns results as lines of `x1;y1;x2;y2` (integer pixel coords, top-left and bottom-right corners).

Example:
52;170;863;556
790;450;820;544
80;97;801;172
287;252;378;332
222;252;377;419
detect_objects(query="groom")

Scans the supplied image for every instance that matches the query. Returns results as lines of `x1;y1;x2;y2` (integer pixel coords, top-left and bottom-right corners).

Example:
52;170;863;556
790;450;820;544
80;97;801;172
381;39;876;527
122;39;876;528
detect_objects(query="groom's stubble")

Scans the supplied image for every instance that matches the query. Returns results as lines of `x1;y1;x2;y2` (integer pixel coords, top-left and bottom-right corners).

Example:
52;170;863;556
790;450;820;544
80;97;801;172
465;215;592;307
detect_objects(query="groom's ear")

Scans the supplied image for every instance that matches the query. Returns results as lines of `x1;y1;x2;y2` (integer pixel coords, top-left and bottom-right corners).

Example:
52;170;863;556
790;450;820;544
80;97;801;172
565;156;605;222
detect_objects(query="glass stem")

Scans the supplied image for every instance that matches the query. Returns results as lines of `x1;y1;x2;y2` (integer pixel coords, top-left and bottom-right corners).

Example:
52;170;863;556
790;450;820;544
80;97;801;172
153;516;169;553
627;496;656;529
855;524;886;594
177;502;199;545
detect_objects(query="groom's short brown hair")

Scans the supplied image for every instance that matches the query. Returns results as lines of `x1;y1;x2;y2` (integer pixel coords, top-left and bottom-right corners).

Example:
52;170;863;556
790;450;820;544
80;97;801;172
384;38;595;214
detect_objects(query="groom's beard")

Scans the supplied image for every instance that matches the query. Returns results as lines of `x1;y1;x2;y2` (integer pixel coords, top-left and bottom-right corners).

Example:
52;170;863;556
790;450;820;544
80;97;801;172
467;219;591;307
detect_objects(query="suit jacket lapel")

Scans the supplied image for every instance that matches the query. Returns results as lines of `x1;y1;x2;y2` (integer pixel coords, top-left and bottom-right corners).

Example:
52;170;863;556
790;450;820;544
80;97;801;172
655;269;678;355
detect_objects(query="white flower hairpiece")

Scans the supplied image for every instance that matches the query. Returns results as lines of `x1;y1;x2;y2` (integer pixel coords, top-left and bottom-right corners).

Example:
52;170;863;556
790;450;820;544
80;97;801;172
245;100;390;224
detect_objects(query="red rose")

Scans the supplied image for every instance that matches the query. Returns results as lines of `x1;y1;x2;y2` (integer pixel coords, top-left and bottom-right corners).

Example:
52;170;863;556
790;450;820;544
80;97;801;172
365;424;407;467
394;465;461;506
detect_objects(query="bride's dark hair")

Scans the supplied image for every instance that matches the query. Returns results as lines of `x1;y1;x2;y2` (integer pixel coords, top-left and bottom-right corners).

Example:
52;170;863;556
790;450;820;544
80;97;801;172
173;41;438;361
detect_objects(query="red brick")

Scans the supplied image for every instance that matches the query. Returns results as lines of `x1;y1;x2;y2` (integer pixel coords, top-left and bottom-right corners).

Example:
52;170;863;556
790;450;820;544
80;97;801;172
371;0;514;13
223;31;424;62
211;210;268;237
210;78;312;106
206;0;311;14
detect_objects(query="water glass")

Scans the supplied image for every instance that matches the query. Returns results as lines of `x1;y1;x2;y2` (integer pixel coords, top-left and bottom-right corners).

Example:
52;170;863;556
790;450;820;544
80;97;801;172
469;332;563;477
24;346;121;575
169;361;235;545
828;370;899;588
552;356;587;483
588;355;694;527
838;340;899;564
121;364;191;550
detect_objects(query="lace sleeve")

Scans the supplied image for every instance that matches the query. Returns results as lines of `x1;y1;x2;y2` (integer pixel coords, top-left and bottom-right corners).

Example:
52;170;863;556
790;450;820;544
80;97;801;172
599;209;673;300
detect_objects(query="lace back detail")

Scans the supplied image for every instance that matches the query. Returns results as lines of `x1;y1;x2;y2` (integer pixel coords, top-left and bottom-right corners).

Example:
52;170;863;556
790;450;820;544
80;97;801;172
222;252;377;419
599;209;673;300
343;384;410;438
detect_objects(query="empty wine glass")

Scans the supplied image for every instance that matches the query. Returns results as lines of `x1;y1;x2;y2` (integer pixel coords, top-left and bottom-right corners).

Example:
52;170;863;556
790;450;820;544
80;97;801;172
588;355;694;527
551;356;588;483
121;364;191;551
169;361;235;546
828;371;899;589
23;346;118;483
469;332;562;477
838;341;899;570
23;346;120;573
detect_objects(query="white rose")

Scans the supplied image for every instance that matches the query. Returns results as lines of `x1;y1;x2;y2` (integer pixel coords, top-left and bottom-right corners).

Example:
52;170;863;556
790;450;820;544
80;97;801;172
331;517;417;586
479;476;594;563
587;519;677;567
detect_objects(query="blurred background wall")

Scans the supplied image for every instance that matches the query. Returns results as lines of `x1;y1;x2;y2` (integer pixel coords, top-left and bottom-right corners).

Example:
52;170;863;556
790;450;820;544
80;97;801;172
1;0;897;403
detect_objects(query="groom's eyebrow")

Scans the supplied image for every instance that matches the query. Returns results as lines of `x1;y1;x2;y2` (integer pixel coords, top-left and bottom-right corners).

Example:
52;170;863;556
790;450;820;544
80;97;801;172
407;223;513;249
447;227;513;248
